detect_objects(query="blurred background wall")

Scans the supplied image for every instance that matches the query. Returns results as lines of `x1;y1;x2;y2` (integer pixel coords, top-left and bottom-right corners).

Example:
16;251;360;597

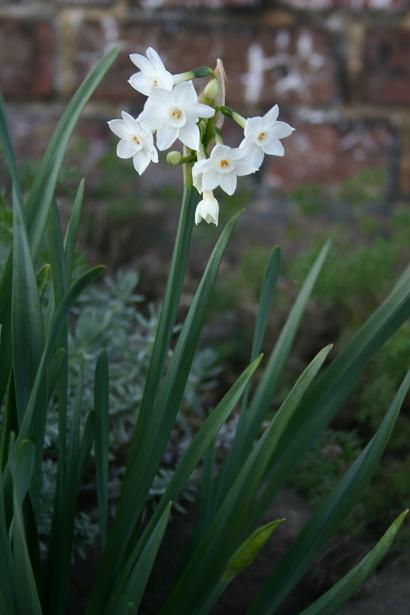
0;0;409;206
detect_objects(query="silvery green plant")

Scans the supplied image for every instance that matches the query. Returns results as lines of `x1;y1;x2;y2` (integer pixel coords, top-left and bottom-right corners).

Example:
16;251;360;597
39;271;219;559
0;46;409;615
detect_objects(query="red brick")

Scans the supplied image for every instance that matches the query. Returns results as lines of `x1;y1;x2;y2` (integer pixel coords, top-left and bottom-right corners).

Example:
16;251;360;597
66;19;338;109
132;0;261;6
361;29;410;107
264;121;394;192
276;0;406;10
0;19;53;99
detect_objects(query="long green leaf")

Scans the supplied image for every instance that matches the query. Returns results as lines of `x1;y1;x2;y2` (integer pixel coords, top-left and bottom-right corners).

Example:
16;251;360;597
0;472;17;614
9;439;42;615
88;210;241;613
64;179;85;281
11;187;44;423
105;354;263;609
109;502;172;614
248;369;410;614
299;509;408;615
224;518;284;582
0;48;119;409
215;246;281;506
243;241;330;453
17;266;104;443
47;360;85;615
162;345;332;613
94;350;109;550
25;49;119;260
0;93;22;204
250;265;410;528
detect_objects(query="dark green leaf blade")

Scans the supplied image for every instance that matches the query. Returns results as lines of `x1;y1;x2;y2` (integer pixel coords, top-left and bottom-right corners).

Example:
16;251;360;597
299;509;409;615
248;369;410;615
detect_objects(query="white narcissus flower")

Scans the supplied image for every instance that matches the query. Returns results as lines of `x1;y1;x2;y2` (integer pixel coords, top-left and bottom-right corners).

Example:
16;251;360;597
108;111;158;175
195;192;219;226
192;144;257;196
139;81;215;151
240;105;295;168
129;47;174;96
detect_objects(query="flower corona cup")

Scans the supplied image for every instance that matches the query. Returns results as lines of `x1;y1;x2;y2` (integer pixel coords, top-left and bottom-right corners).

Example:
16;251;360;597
109;46;295;225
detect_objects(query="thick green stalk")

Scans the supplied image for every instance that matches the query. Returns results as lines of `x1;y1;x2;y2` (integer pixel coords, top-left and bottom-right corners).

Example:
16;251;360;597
87;169;196;611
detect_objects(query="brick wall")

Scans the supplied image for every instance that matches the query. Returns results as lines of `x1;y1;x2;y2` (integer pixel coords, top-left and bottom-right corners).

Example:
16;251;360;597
0;0;409;203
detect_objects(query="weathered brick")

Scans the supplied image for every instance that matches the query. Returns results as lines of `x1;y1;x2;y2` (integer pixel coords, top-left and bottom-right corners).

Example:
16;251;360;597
361;29;410;107
0;19;53;99
264;121;394;193
63;18;338;109
131;0;261;6
276;0;407;10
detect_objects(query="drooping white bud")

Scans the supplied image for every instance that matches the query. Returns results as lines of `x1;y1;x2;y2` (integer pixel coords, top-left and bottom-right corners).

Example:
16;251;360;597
195;192;219;226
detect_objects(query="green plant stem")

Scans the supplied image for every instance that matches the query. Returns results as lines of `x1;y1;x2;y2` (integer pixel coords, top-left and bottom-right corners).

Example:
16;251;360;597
87;168;197;612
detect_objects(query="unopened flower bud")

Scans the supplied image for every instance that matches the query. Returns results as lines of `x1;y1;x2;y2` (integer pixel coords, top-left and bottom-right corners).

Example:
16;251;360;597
203;79;219;101
166;150;183;165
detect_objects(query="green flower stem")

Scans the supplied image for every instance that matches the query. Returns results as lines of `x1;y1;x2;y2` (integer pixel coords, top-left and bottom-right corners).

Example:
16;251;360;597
87;167;197;612
173;66;215;85
217;105;246;128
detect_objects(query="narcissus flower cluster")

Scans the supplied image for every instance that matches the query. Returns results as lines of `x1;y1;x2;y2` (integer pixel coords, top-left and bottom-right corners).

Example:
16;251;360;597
108;47;294;226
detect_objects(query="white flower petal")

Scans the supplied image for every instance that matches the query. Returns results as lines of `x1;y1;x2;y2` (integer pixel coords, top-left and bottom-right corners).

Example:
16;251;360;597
138;107;160;130
108;119;128;139
129;73;151;96
270;121;294;139
195;195;219;226
244;116;263;138
129;53;152;73
194;102;215;119
133;150;150;174
156;125;178;150
240;143;264;169
264;138;285;156
219;172;237;195
178;123;200;151
202;169;220;191
210;143;231;162
150;147;159;163
263;104;279;123
146;47;166;71
117;140;136;159
173;80;198;105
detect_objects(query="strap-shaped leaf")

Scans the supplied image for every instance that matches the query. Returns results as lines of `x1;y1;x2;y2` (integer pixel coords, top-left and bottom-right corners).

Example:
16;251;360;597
109;502;172;614
11;187;44;423
9;439;42;615
224;518;284;582
244;241;330;453
250;265;410;529
95;350;110;550
162;345;332;614
248;369;410;614
105;354;263;609
64;179;85;281
88;211;241;612
217;247;281;507
299;509;408;615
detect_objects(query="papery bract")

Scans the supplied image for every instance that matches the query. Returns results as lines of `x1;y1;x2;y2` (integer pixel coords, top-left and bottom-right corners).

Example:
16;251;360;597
240;105;295;168
139;81;215;151
108;111;158;174
192;144;257;196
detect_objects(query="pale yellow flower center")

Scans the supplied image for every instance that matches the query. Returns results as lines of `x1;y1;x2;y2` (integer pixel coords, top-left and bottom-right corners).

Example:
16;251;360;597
258;131;266;142
171;109;183;120
132;135;141;145
152;78;159;87
219;159;230;169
